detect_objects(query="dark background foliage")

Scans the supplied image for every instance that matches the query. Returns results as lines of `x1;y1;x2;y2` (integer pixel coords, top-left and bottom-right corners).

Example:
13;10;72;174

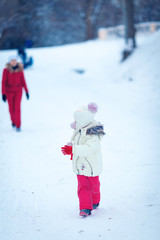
0;0;159;49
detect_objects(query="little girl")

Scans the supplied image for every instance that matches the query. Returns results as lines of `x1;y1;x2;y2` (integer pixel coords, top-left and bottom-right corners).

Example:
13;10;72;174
61;102;105;217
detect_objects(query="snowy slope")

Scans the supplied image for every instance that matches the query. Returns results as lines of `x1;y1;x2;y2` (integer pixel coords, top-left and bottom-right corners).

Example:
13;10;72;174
0;31;160;240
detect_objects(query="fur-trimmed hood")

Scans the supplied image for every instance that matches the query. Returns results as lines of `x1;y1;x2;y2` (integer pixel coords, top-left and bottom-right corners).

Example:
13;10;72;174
71;121;105;142
6;63;23;73
86;124;105;136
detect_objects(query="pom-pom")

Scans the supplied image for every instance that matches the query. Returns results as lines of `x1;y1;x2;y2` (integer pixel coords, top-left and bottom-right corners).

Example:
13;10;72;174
70;121;76;129
88;102;98;113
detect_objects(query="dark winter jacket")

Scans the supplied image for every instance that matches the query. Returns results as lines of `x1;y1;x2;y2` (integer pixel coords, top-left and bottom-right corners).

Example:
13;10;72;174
2;63;28;94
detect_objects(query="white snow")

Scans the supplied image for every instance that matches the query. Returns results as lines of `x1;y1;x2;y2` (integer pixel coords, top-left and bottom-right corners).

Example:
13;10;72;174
0;32;160;240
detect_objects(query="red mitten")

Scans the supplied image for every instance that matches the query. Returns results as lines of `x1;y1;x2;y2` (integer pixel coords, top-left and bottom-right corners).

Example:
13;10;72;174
61;145;73;160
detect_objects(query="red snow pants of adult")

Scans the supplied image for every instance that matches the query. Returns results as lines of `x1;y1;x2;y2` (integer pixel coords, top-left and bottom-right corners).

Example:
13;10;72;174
6;90;22;128
77;175;100;210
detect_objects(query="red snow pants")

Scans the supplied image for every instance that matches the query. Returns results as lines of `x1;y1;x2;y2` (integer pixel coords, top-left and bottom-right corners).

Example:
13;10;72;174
77;175;100;210
6;90;22;128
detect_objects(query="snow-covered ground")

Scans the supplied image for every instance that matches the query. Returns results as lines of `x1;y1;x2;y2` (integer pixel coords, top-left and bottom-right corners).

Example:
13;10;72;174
0;31;160;240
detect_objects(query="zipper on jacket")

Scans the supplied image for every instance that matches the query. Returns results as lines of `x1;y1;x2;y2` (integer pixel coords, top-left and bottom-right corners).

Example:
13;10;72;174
85;157;93;176
77;129;81;144
76;129;81;174
75;129;93;176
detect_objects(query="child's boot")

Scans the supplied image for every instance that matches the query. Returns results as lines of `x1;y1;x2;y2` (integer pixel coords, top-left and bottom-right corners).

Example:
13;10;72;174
79;209;91;217
93;203;99;209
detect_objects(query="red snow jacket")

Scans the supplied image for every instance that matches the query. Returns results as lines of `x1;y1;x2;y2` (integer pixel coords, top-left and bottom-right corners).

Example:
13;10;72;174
2;63;28;95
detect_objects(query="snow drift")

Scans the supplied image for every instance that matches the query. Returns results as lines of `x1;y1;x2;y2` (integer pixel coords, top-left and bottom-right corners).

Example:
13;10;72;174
0;31;160;240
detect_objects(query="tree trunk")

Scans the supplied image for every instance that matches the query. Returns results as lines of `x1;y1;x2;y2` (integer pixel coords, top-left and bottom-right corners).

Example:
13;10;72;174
122;0;136;49
86;0;95;40
85;0;105;40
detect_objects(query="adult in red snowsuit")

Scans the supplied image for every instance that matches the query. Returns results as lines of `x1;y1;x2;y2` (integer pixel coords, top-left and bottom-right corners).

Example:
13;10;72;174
1;56;29;131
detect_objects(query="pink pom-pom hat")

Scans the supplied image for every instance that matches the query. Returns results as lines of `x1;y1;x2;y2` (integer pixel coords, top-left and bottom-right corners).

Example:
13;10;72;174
88;102;98;113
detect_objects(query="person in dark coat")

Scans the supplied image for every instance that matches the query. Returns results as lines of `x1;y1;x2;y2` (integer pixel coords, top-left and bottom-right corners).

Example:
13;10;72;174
18;47;33;69
18;47;27;64
1;55;29;131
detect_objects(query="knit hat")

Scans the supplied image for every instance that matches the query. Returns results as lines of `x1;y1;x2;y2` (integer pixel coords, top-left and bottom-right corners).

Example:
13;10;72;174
8;55;18;62
72;102;98;129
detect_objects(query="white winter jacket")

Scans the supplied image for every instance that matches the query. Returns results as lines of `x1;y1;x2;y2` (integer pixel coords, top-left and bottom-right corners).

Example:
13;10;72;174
71;121;105;177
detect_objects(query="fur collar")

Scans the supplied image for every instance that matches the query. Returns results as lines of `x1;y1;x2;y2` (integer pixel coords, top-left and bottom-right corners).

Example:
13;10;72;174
71;121;105;141
86;124;105;136
6;63;23;73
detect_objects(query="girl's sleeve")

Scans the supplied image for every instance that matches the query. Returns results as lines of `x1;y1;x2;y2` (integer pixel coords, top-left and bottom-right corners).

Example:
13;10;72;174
2;69;7;95
21;71;28;93
73;135;101;157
